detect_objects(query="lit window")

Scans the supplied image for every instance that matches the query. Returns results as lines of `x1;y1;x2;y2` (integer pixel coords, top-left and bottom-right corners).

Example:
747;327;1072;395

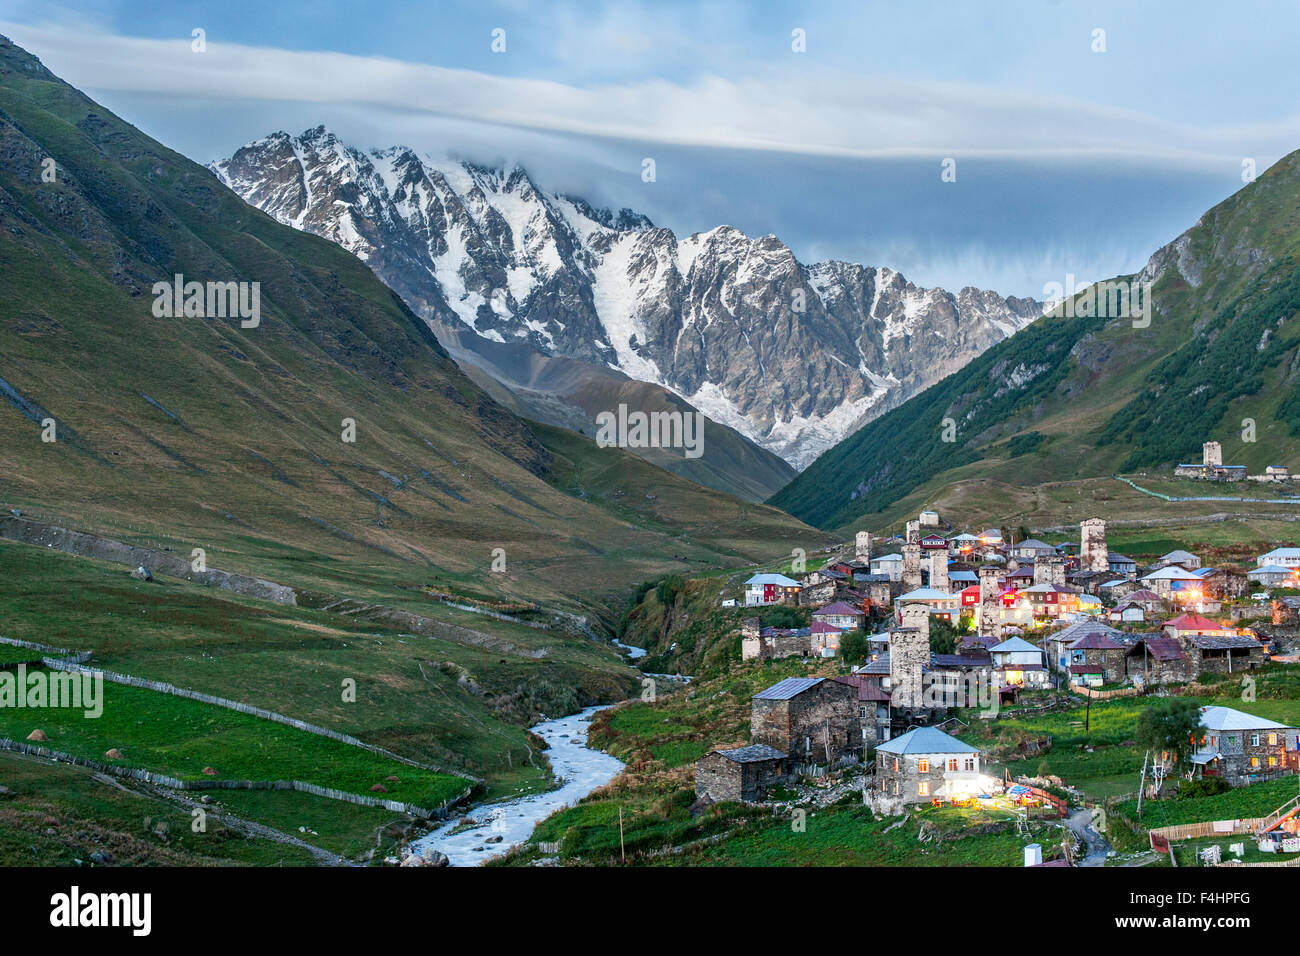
1269;734;1278;746
1269;757;1277;767
1251;757;1260;768
918;781;930;796
948;758;958;771
892;758;899;772
918;758;930;773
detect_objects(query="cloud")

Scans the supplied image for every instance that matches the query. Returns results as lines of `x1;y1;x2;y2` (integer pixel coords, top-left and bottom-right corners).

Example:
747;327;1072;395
5;18;1298;170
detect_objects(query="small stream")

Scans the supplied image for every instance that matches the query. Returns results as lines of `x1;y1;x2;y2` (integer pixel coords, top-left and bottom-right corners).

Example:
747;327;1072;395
408;705;624;866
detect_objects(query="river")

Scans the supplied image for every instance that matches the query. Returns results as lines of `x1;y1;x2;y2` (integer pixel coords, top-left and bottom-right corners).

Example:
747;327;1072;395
408;705;624;866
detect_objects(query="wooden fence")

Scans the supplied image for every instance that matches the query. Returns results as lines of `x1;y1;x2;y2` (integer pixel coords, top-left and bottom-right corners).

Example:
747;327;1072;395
1149;818;1265;842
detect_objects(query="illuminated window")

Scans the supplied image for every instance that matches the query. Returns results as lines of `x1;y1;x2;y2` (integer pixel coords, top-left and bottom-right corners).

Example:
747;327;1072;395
1251;757;1260;768
1269;756;1277;767
918;781;930;796
918;758;930;773
948;758;958;771
1269;734;1278;746
892;758;899;772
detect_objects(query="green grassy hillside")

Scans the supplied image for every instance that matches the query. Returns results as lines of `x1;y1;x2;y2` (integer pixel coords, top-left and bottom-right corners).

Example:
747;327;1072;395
772;150;1300;532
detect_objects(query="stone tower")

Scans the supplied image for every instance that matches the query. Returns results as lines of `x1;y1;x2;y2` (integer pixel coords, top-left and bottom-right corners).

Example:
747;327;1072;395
1080;517;1108;573
902;542;923;591
855;530;873;561
977;566;1003;640
1203;441;1222;467
898;601;931;640
1034;554;1066;589
929;550;949;594
905;519;920;545
888;627;930;709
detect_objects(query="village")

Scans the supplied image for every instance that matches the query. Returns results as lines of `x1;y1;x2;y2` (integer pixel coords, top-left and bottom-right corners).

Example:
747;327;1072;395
690;499;1300;866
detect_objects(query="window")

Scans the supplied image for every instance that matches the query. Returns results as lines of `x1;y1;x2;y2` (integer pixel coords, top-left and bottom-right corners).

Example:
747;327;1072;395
964;758;975;771
948;758;958;771
1251;734;1260;747
1251;757;1260;768
918;781;930;796
1269;757;1277;767
1228;736;1238;746
1269;733;1278;746
918;758;930;773
892;758;899;772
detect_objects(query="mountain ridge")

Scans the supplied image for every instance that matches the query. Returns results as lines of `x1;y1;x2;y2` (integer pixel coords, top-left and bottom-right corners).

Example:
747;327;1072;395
211;126;1043;469
771;149;1300;531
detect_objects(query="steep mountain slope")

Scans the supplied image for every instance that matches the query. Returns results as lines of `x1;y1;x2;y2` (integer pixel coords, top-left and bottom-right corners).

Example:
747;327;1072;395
772;150;1300;531
435;321;796;502
0;36;824;620
212;128;1041;469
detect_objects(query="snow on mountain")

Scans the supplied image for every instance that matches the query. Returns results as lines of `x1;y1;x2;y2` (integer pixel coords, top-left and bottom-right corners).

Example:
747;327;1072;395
213;127;1042;469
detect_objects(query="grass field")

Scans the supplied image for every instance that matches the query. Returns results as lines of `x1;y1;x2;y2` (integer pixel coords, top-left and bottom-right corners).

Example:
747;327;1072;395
0;750;320;867
0;666;469;807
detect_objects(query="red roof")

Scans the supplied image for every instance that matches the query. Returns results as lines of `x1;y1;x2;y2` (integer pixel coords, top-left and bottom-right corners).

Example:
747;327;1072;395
810;620;844;634
1069;663;1104;674
833;674;891;702
814;601;865;617
1163;613;1226;632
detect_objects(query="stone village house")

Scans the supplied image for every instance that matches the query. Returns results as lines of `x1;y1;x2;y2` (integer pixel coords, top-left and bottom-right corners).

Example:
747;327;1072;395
694;744;791;803
750;677;861;765
1191;707;1300;782
872;726;986;805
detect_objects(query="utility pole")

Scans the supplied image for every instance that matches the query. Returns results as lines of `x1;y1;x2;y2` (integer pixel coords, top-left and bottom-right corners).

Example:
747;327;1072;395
619;806;625;863
1137;749;1150;820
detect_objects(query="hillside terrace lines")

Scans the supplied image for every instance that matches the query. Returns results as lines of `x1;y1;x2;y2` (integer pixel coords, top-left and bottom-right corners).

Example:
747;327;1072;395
0;515;555;660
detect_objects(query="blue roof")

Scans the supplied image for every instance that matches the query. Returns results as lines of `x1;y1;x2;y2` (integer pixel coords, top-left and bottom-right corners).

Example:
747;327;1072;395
877;726;980;756
753;677;825;701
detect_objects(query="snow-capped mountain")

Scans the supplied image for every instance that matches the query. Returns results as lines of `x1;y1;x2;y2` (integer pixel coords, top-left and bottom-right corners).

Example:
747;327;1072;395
212;126;1042;469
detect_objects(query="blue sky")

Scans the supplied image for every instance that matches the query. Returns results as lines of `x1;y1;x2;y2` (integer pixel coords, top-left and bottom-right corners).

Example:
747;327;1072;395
4;0;1299;297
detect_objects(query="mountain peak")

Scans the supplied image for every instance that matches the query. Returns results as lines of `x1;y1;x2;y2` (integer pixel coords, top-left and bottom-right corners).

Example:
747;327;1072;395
216;129;1040;468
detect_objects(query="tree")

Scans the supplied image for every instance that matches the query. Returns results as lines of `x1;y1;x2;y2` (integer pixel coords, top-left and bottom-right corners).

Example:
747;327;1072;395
929;616;961;655
1134;699;1202;769
839;631;871;665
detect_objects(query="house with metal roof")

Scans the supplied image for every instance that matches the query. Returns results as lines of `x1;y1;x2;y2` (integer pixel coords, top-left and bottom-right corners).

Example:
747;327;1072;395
1124;635;1192;686
1191;707;1300;781
743;572;802;607
1157;549;1202;570
874;727;988;804
1248;564;1295;587
989;636;1048;689
694;745;791;804
1064;631;1127;686
812;600;866;632
750;677;861;764
1257;547;1300;569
